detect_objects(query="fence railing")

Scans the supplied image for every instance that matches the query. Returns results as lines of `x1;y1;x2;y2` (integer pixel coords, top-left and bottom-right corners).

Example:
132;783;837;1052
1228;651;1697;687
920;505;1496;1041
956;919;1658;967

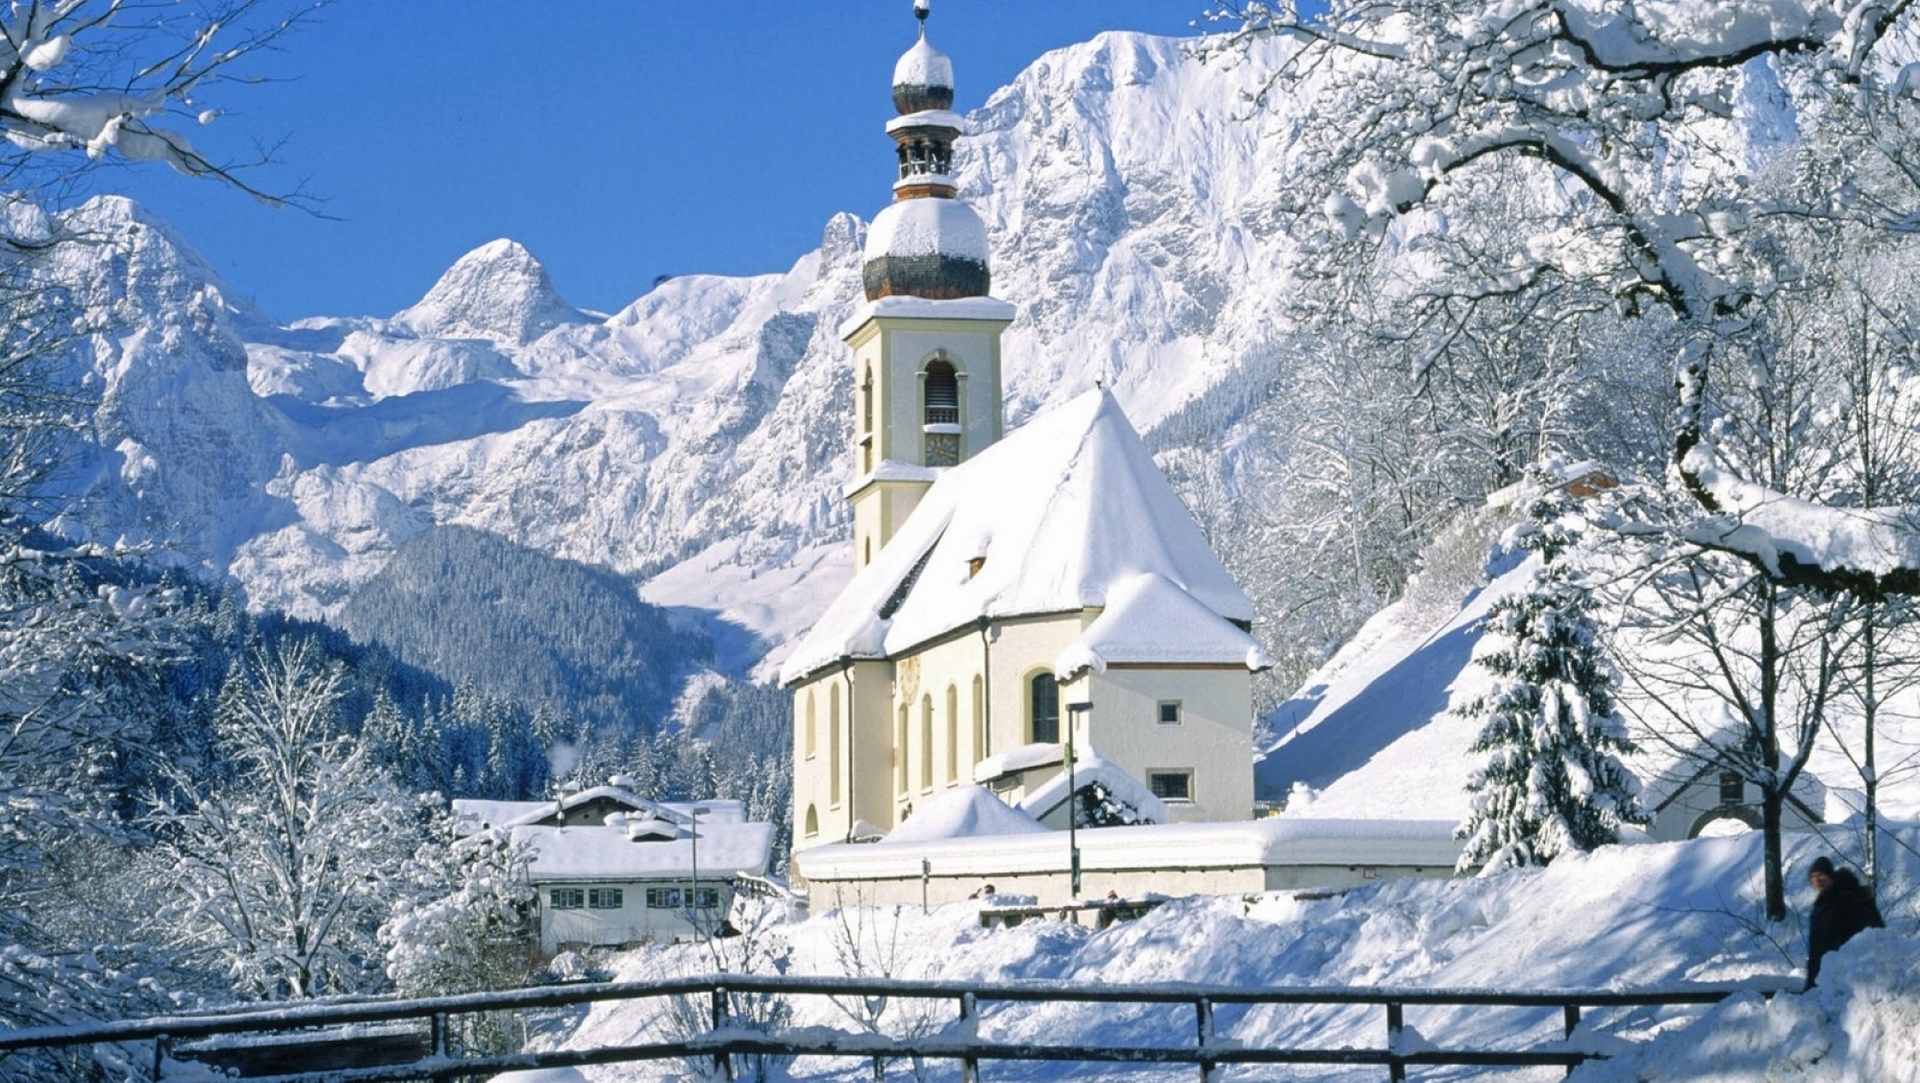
0;972;1785;1083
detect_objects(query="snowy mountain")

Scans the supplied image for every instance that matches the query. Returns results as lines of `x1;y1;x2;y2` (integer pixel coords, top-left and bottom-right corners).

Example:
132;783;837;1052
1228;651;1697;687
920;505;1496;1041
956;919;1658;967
32;31;1317;681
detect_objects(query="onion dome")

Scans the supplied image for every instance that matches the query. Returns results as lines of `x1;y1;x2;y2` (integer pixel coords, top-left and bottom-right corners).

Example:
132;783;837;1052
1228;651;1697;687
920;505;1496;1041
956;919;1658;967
892;36;954;114
863;0;990;302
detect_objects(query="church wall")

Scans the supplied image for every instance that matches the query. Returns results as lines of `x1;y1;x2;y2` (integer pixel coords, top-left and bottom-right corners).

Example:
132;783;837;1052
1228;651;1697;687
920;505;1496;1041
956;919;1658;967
1075;667;1255;823
791;660;899;855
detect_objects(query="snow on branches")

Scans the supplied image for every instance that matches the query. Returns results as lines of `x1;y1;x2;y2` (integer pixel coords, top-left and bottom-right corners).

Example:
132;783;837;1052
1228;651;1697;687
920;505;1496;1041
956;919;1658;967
1212;0;1920;598
1;0;320;207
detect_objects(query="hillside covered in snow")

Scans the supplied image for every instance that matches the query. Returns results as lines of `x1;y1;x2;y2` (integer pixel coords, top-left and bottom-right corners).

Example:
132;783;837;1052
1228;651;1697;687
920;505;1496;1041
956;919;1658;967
535;826;1920;1082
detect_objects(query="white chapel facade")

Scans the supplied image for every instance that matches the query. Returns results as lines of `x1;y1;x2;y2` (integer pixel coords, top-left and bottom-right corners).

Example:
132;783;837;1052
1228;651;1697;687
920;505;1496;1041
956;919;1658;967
782;5;1270;862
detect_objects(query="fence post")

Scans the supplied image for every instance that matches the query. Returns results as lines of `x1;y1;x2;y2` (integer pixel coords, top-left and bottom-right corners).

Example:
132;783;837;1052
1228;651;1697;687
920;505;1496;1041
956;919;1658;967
1195;997;1216;1083
151;1034;169;1082
1563;1003;1582;1078
711;984;734;1080
431;1011;449;1059
959;991;979;1083
1386;1001;1405;1083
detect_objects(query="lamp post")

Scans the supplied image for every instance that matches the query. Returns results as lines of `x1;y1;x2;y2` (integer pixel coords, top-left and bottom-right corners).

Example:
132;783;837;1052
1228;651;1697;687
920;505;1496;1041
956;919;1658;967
1066;700;1091;899
687;806;708;938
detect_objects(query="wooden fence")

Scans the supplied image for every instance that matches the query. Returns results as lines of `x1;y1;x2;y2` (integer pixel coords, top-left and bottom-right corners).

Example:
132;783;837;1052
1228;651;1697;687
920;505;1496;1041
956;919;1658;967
0;972;1784;1082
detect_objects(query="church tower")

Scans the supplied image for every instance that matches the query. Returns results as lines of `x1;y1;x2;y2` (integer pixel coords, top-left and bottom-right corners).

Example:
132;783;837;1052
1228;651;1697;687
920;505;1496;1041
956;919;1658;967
844;0;1014;569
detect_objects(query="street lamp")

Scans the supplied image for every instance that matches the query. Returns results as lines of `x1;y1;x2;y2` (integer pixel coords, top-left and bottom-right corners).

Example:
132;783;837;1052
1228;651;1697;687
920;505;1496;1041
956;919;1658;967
1066;700;1092;898
687;806;709;938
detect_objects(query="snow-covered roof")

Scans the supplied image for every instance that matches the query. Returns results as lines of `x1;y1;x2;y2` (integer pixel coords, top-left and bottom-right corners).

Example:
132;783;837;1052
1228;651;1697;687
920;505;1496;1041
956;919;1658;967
973;741;1065;783
796;817;1461;881
511;820;773;882
1017;750;1170;824
781;389;1257;683
894;36;954;91
838;294;1017;338
885;784;1049;844
452;788;746;832
1056;572;1271;678
886;110;965;135
863;196;990;264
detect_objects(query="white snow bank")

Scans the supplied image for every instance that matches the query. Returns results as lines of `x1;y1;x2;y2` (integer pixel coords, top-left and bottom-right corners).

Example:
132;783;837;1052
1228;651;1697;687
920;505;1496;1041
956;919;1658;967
885;784;1048;843
545;825;1920;1083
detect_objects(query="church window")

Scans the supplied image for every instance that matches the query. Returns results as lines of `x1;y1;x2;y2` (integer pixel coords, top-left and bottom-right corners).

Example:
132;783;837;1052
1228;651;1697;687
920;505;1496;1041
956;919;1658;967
862;366;874;433
1148;770;1193;802
920;694;934;790
945;684;959;783
829;684;842;806
1029;672;1059;744
1718;771;1743;804
804;805;819;837
804;690;817;756
923;359;960;466
971;676;985;767
896;706;910;793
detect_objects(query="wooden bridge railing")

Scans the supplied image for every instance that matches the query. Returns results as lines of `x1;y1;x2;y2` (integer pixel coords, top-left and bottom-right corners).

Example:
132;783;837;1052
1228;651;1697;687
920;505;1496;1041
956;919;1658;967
0;972;1789;1082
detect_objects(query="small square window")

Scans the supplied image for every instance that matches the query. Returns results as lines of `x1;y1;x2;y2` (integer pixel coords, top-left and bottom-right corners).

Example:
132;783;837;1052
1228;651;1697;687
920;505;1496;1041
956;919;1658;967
1158;701;1182;726
588;887;623;910
1148;770;1193;802
550;888;584;910
1718;771;1743;805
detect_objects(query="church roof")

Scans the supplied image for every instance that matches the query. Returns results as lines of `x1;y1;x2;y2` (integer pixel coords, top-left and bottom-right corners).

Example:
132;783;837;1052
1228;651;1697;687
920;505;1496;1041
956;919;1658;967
780;388;1260;683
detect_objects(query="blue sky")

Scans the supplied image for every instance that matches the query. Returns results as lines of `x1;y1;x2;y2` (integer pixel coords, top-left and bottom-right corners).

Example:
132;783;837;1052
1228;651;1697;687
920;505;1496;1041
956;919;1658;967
103;2;1209;323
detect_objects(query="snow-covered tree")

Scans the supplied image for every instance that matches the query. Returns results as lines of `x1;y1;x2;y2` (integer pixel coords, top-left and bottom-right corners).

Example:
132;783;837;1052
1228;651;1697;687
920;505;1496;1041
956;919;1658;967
1455;469;1644;870
147;641;427;999
3;0;320;206
1209;0;1920;594
381;819;537;1051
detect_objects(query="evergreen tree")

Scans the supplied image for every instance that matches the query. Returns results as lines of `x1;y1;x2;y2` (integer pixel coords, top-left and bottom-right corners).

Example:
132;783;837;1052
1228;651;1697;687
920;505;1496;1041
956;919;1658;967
1455;468;1645;872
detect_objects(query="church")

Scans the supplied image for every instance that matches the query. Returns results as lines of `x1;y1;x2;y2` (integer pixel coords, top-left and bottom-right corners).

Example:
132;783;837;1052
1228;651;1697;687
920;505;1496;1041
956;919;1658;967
779;5;1270;869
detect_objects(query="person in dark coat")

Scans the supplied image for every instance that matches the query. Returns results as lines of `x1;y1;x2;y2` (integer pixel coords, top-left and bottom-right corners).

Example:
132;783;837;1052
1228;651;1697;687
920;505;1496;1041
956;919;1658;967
1805;855;1886;989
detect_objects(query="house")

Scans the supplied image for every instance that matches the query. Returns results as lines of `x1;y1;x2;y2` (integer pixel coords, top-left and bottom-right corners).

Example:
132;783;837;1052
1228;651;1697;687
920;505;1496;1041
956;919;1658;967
1641;741;1827;841
779;7;1269;881
453;786;774;951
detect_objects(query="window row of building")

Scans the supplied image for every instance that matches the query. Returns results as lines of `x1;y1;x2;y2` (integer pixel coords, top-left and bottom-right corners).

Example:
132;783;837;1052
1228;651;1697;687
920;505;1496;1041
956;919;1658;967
548;886;722;911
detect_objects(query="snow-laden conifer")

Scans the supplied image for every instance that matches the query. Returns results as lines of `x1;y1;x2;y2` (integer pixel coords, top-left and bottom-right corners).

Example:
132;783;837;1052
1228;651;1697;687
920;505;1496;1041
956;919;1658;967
1455;466;1644;871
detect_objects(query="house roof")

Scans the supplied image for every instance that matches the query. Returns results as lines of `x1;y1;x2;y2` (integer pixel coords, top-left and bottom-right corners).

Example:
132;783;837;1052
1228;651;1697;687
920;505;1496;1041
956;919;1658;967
511;820;774;883
781;389;1258;683
452;787;747;832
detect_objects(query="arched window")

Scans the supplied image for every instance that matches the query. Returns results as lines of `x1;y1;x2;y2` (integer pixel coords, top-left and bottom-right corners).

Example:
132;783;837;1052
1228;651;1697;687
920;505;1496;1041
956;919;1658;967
1029;672;1060;745
804;805;819;837
923;359;960;467
862;366;874;434
828;684;842;806
804;689;817;757
971;675;985;767
945;684;959;783
896;706;910;793
920;694;934;789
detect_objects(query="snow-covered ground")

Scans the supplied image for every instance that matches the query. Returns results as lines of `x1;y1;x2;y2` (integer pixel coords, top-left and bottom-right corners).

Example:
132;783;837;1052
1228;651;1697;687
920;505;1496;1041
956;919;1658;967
533;824;1919;1081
